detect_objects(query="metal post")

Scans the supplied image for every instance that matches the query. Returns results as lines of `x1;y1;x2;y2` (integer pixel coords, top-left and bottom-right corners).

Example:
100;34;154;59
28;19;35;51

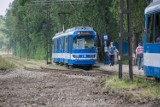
127;0;133;81
15;38;17;56
46;3;52;64
58;12;71;31
63;24;65;31
19;34;22;59
119;0;123;79
119;0;133;80
27;14;30;61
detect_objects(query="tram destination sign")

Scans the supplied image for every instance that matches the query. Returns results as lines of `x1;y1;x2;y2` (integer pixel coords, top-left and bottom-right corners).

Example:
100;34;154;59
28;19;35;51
77;32;91;35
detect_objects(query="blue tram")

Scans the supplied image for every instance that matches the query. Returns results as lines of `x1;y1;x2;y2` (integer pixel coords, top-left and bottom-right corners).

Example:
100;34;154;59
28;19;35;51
144;0;160;78
52;26;97;66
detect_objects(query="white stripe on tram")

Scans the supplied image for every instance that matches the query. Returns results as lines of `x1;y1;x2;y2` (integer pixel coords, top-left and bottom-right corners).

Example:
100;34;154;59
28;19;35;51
144;53;160;67
52;53;97;60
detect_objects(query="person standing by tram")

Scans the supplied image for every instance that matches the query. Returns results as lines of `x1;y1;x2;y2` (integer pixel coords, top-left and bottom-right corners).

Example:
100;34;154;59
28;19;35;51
156;36;160;43
135;43;144;70
109;42;117;66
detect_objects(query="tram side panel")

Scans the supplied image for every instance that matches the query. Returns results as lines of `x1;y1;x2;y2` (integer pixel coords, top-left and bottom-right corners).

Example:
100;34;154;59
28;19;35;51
144;44;160;78
144;1;160;78
52;26;97;66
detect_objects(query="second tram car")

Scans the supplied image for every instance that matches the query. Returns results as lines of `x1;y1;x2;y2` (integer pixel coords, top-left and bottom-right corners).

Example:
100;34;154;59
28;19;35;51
52;26;97;67
144;0;160;78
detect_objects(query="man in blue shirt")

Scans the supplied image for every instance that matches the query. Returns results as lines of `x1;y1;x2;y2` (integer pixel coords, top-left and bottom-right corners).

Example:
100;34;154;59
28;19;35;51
109;42;118;66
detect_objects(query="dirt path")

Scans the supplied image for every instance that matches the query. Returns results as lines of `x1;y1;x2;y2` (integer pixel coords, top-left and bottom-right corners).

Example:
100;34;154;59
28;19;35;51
0;68;157;107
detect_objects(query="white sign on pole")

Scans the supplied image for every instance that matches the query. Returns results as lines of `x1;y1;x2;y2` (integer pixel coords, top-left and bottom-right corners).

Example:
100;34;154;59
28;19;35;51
104;35;108;41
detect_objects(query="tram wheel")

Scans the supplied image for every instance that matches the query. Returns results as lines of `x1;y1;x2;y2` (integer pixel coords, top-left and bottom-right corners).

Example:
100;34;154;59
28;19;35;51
68;65;73;69
83;66;92;70
155;78;160;82
60;63;64;66
56;62;59;65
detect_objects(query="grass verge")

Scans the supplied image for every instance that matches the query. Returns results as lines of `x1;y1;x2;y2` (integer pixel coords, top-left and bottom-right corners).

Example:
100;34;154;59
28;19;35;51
103;75;160;103
0;56;15;70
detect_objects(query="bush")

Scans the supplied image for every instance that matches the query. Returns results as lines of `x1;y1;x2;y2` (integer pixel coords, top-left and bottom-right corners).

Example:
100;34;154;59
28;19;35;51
104;75;160;99
0;56;15;70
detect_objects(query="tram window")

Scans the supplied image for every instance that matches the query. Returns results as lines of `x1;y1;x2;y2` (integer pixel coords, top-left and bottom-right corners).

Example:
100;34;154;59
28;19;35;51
60;38;63;50
84;37;94;49
73;36;94;49
52;41;54;52
147;13;160;43
59;39;61;50
73;37;78;49
55;40;56;50
65;37;68;51
75;37;77;43
73;38;83;49
147;15;154;43
155;13;160;43
56;39;58;50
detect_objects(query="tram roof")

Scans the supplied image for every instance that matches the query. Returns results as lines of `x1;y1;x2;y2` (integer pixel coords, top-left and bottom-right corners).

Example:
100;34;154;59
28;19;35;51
145;0;160;14
52;26;95;39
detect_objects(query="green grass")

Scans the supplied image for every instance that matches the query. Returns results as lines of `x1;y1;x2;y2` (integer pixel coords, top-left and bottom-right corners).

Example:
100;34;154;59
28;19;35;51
122;60;129;64
0;56;15;70
103;75;160;101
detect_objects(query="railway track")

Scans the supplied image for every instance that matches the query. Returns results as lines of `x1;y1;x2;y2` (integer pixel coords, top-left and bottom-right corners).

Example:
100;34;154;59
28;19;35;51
23;64;157;82
24;66;114;78
3;54;158;83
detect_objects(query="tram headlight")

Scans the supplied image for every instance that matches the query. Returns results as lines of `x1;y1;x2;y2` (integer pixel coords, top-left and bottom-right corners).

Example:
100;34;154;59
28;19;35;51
77;32;81;35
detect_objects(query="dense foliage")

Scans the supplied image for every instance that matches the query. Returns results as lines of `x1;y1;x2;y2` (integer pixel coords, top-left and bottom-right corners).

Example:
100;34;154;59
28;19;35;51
0;16;8;50
4;0;148;60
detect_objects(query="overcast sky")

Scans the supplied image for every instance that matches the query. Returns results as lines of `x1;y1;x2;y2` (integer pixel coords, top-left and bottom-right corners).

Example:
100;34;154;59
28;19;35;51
0;0;14;16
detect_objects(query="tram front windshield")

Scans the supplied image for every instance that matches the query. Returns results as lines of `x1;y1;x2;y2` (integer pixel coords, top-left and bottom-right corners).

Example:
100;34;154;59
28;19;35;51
147;12;160;43
73;36;94;49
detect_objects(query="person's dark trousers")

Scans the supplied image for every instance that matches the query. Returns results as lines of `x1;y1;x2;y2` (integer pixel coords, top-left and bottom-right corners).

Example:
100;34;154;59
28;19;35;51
137;54;143;70
104;54;110;64
109;55;115;66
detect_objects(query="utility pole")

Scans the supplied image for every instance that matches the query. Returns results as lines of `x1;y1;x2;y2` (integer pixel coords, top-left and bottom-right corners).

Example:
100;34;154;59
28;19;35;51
26;9;30;61
30;0;53;64
20;36;22;59
14;38;17;56
46;3;52;64
119;0;133;80
58;12;71;31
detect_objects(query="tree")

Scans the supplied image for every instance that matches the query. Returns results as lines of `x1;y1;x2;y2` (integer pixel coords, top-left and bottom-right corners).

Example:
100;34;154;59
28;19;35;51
4;0;149;60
